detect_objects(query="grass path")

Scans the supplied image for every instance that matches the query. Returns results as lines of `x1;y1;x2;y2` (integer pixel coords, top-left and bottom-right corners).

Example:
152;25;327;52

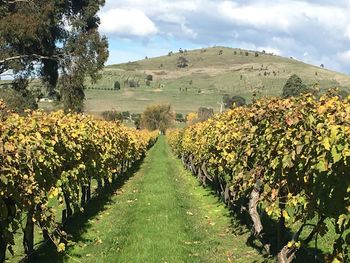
28;136;269;263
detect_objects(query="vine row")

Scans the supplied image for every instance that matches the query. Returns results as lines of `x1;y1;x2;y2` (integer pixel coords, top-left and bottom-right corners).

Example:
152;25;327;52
167;94;350;262
0;101;158;262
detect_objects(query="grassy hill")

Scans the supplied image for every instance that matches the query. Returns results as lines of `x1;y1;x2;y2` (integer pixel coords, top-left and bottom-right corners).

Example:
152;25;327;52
83;46;350;116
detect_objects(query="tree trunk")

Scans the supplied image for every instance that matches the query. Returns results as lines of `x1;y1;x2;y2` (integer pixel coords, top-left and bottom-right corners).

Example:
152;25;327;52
0;225;7;263
201;169;207;186
62;209;67;224
278;199;286;251
213;175;220;195
277;216;326;263
87;179;91;202
201;162;213;182
277;244;297;263
248;179;270;254
80;185;86;207
181;155;186;166
104;178;110;188
219;180;225;197
64;193;72;218
23;209;34;256
197;165;202;181
97;178;103;191
36;205;49;240
224;184;230;203
191;157;198;175
121;161;124;174
248;180;263;236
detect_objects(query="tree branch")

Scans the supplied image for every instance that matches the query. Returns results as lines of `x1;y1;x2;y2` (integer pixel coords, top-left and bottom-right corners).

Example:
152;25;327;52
0;54;60;65
3;0;34;4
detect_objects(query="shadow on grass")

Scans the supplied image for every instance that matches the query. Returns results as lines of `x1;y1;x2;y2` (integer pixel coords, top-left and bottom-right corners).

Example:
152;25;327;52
24;159;144;263
198;180;325;263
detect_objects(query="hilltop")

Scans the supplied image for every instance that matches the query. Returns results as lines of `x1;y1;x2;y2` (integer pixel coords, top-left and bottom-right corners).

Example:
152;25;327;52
77;47;350;114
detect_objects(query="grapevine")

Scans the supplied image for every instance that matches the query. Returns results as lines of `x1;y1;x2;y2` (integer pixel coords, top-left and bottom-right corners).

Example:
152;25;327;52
167;94;350;262
0;105;157;262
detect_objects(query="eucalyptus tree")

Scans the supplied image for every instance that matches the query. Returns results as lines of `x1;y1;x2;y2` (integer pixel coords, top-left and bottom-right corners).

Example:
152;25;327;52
0;0;109;112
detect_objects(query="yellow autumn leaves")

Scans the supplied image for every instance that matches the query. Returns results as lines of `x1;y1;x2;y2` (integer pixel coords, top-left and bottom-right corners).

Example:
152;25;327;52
0;107;158;256
167;94;350;261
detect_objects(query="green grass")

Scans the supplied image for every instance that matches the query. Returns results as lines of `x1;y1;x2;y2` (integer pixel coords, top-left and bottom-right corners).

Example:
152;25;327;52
63;136;270;262
18;136;270;263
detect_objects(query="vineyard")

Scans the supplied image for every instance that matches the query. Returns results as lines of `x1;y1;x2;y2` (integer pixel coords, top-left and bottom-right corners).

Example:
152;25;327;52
167;94;350;262
1;94;350;263
0;100;158;262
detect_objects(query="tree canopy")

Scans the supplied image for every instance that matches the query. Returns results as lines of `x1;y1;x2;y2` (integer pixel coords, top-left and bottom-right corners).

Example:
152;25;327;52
0;0;109;112
282;74;308;98
141;104;174;134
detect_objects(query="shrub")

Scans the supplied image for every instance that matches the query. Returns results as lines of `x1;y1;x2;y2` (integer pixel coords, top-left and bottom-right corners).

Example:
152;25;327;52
131;113;141;129
114;81;121;90
223;94;246;109
177;56;189;68
231;96;246;107
175;113;185;122
101;110;123;121
0;87;38;114
146;74;153;81
128;80;139;88
121;111;130;120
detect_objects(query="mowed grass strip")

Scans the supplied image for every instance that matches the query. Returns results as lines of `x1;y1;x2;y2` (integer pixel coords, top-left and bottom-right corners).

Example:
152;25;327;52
35;137;269;263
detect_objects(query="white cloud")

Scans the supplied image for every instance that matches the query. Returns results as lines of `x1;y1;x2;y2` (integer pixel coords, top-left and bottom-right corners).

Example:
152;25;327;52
338;50;350;64
346;25;350;39
99;0;350;73
99;8;158;37
217;1;291;31
217;1;350;34
156;13;185;24
181;24;198;39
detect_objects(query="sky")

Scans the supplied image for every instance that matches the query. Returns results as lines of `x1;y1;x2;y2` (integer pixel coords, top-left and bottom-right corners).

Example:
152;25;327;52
98;0;350;74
